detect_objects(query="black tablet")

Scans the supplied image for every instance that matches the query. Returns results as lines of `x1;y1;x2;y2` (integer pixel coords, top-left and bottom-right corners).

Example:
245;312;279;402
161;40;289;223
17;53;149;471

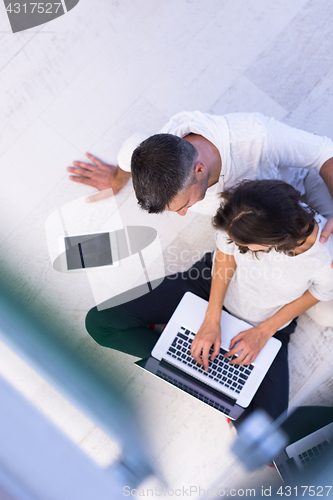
61;232;118;270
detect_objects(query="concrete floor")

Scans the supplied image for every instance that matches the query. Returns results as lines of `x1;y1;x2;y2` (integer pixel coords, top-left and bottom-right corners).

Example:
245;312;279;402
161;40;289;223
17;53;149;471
0;0;333;495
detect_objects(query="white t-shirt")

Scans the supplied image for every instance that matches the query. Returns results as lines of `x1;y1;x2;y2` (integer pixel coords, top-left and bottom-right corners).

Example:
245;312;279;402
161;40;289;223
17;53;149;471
215;216;333;328
117;111;333;216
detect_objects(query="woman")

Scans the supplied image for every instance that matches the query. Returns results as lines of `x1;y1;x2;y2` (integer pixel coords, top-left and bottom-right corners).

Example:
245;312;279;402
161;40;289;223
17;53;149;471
190;179;333;424
86;179;333;424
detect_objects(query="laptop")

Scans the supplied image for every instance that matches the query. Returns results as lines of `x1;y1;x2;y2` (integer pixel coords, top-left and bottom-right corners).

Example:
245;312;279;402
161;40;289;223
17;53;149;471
274;422;333;483
135;292;281;420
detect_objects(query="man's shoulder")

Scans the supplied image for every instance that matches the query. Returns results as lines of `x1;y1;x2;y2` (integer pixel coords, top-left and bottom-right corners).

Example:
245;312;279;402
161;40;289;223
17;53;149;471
223;112;272;136
160;110;272;143
166;110;271;125
160;110;221;130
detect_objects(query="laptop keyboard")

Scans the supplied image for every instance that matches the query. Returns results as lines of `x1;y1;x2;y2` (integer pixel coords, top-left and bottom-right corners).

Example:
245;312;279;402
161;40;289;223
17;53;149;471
156;369;231;415
166;326;254;395
298;440;330;468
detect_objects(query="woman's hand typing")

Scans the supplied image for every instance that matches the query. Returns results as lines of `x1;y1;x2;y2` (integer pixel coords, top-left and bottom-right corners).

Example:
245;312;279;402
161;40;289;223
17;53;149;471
190;316;221;371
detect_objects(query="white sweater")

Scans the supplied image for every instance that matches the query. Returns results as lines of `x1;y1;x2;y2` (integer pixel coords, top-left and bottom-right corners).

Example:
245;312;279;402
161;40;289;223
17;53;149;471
215;216;333;328
116;110;333;215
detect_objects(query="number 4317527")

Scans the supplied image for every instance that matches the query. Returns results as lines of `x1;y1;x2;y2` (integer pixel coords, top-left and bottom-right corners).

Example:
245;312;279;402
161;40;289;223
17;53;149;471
277;485;332;496
6;3;62;14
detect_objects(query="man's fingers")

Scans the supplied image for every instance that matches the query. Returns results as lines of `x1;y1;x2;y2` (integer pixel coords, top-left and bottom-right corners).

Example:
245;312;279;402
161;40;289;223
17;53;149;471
68;166;93;177
320;217;333;243
319;229;330;244
85;152;104;167
69;175;94;186
71;161;96;172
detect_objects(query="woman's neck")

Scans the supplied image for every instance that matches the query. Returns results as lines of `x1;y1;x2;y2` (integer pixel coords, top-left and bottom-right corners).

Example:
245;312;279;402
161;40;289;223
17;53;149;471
293;221;318;255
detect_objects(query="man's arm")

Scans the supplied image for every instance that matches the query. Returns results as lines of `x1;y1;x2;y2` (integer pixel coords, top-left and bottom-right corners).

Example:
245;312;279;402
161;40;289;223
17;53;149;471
319;157;333;248
190;249;236;371
320;157;333;197
265;117;333;244
225;290;319;365
67;153;131;202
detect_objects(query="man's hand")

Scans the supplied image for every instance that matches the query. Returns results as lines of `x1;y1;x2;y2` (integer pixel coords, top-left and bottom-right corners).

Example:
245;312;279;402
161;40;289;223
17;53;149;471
319;216;333;268
67;153;131;202
190;317;221;371
319;156;333;254
224;325;271;366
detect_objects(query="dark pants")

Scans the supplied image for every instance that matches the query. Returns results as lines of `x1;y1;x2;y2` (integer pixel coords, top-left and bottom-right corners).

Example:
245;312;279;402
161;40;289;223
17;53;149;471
86;252;297;423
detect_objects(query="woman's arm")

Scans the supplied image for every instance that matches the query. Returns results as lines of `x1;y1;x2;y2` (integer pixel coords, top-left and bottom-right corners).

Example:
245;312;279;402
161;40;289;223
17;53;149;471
190;249;236;371
225;290;320;365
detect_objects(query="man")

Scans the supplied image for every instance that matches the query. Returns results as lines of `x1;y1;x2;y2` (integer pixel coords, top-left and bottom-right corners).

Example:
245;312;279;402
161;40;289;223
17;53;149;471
68;110;333;228
68;111;333;327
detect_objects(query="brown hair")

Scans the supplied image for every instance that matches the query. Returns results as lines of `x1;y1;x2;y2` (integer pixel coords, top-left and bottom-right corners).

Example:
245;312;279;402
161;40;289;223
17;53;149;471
212;180;316;255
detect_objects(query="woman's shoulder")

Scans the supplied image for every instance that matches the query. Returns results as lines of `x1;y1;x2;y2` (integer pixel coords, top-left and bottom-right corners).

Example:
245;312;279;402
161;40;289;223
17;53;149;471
215;230;237;256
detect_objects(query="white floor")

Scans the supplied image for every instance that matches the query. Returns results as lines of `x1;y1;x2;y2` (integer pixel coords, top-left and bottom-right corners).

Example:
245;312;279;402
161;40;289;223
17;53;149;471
0;0;333;495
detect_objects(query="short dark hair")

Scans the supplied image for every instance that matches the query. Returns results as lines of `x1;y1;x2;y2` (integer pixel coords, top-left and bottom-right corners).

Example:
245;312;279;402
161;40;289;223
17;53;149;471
212;180;316;254
131;134;198;213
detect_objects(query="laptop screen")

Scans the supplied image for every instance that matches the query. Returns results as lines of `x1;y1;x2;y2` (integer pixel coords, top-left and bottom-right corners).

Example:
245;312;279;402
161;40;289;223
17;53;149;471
136;357;245;420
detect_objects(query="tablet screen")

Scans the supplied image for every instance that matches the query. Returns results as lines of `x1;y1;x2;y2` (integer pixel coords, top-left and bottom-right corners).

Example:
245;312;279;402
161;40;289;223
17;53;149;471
64;233;113;270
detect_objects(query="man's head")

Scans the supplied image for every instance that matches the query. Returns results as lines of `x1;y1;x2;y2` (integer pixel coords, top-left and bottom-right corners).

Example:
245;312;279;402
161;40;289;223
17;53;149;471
131;134;208;215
